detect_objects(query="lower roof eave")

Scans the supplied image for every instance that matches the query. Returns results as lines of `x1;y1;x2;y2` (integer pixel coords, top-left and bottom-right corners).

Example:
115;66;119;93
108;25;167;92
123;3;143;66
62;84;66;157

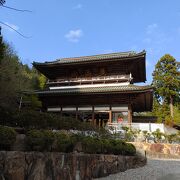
34;85;153;96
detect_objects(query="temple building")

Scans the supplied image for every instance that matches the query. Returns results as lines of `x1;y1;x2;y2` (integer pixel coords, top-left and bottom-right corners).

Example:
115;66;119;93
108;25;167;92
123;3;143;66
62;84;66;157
33;50;153;127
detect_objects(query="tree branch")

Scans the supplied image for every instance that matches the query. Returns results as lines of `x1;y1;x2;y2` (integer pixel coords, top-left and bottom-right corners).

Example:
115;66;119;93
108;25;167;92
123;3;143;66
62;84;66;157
2;5;32;12
0;21;31;38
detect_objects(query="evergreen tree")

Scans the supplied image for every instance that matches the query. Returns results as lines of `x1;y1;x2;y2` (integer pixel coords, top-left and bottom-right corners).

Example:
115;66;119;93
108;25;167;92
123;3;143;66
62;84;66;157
152;54;180;121
0;27;5;63
0;41;43;109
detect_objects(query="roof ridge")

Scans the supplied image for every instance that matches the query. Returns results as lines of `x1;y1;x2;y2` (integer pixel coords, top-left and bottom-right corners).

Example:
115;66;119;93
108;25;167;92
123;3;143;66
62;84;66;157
56;50;142;62
33;50;145;65
57;51;135;60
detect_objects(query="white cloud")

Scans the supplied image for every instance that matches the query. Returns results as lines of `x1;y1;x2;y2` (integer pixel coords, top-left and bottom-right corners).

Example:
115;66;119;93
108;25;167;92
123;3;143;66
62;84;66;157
146;23;158;34
2;22;19;32
73;4;83;9
65;29;83;42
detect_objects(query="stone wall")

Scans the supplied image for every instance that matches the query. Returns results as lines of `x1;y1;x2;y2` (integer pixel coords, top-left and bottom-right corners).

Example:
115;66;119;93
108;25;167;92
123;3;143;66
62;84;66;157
132;142;180;159
0;151;146;180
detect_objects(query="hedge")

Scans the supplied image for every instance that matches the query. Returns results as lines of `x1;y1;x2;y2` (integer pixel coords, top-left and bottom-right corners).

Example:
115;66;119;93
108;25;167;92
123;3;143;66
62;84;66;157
25;130;136;155
0;125;16;150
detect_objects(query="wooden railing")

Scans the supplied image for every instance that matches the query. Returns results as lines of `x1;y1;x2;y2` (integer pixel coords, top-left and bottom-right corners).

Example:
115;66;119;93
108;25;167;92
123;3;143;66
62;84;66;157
47;74;133;85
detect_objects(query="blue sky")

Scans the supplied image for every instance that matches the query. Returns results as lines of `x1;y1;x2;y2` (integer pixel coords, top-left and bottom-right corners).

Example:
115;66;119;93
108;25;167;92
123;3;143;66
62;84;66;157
1;0;180;83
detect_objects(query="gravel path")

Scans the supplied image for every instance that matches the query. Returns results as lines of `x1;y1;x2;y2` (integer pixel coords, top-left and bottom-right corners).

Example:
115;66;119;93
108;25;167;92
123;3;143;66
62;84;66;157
96;159;180;180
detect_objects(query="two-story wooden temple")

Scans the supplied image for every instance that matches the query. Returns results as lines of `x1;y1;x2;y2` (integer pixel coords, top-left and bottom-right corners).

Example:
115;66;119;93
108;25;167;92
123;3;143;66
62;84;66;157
33;50;153;127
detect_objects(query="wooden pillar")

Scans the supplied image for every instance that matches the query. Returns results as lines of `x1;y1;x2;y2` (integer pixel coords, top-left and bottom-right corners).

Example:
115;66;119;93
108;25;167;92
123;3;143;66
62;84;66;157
128;104;132;126
60;107;62;119
109;106;112;123
92;106;95;125
76;107;78;120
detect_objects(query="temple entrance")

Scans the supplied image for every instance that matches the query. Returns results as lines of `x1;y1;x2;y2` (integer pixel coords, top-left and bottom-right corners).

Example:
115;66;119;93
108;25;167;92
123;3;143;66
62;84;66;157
47;105;132;127
94;112;109;127
77;111;109;128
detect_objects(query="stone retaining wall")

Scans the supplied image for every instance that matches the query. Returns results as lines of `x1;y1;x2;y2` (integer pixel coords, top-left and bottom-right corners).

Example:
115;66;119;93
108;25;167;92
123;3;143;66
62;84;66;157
0;151;146;180
132;142;180;159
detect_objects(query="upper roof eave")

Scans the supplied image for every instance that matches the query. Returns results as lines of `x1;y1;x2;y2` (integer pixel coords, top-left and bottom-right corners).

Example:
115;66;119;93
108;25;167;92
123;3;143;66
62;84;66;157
33;50;146;66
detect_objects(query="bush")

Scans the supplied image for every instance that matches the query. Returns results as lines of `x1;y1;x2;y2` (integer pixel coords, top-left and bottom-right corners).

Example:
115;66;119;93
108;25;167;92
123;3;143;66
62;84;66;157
124;143;136;155
26;130;54;151
0;126;16;150
81;136;136;155
15;111;60;129
81;136;102;154
25;129;136;155
152;129;163;143
26;130;44;151
0;106;17;126
55;132;75;152
42;130;55;151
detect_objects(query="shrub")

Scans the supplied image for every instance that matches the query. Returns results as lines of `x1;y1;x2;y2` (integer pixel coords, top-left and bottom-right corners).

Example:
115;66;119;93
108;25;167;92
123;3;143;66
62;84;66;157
100;138;112;154
42;130;55;151
152;129;163;143
166;133;178;143
26;130;54;151
15;111;60;129
26;130;44;151
25;129;136;155
55;132;75;152
0;106;17;126
142;130;151;142
107;139;125;155
81;136;102;154
81;137;136;156
124;143;136;155
0;126;16;150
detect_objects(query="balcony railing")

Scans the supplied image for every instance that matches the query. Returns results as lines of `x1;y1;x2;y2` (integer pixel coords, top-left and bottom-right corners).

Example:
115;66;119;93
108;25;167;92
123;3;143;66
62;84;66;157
107;122;166;133
47;74;133;85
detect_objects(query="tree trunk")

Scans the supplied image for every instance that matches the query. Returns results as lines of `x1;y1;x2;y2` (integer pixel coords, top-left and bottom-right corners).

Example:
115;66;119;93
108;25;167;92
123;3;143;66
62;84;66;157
170;95;174;120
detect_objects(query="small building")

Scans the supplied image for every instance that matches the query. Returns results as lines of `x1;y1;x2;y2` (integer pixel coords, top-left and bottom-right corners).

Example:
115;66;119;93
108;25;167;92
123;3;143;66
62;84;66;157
33;50;153;127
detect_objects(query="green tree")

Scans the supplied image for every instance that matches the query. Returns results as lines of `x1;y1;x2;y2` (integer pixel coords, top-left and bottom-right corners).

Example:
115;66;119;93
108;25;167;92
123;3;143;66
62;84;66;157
0;30;5;62
152;54;180;121
0;41;43;109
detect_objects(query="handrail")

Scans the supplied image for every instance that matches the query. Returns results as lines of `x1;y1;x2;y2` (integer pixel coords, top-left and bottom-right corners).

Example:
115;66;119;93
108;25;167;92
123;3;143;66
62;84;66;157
47;74;133;84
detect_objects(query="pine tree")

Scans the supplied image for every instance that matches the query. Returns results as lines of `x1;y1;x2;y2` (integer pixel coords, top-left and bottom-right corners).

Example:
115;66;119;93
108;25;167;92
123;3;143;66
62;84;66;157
152;54;180;120
0;28;5;63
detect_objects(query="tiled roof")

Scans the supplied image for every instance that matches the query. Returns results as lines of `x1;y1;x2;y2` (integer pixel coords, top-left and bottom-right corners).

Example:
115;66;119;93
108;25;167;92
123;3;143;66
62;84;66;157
33;50;146;65
36;84;153;95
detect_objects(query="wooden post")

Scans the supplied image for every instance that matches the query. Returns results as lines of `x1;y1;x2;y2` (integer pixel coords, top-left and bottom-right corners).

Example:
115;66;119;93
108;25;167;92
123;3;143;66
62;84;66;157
75;107;78;120
92;106;95;125
109;110;112;123
108;105;112;123
128;104;132;126
60;107;62;119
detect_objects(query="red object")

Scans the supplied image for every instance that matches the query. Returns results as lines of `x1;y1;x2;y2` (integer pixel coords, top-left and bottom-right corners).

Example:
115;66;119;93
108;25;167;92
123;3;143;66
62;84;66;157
118;117;123;123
